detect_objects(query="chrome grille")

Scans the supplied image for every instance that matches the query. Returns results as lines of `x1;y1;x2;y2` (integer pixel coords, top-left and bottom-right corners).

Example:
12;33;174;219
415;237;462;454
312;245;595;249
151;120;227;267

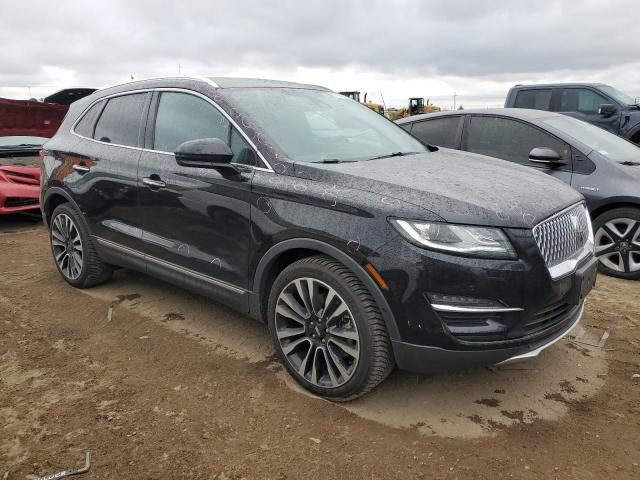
533;203;591;271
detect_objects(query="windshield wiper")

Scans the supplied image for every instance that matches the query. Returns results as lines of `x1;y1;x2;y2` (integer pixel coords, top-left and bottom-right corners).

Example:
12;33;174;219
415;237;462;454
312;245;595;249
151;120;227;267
312;159;358;164
366;151;422;161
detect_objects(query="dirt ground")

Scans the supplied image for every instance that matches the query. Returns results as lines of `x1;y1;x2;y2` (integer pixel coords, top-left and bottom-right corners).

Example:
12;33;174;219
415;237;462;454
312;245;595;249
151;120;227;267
1;215;639;479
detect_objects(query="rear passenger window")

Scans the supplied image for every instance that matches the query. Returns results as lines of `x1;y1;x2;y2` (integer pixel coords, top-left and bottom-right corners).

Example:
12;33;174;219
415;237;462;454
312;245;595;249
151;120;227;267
559;89;608;114
94;93;147;147
153;92;230;152
410;117;462;148
74;100;104;138
465;116;571;166
514;89;552;110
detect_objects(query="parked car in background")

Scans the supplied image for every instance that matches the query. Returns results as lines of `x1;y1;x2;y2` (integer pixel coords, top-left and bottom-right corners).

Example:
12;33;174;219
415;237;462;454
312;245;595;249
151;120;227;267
0;135;44;215
505;83;640;145
397;108;640;279
41;77;598;400
0;89;94;216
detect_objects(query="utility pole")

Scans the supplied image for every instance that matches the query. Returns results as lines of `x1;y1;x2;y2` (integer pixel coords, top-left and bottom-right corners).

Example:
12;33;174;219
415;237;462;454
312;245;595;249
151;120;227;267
178;63;181;74
453;92;457;111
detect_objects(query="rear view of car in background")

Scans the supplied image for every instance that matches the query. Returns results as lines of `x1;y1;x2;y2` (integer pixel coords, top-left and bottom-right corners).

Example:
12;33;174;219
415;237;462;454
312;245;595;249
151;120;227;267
505;83;640;145
397;109;640;279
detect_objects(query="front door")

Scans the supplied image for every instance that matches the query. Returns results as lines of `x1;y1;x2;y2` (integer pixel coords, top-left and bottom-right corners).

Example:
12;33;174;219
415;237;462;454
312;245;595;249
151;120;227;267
463;115;573;185
137;90;255;302
555;87;621;135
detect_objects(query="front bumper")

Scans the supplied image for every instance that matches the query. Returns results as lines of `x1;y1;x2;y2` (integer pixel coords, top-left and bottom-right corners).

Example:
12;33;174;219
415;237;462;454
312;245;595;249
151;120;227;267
0;183;40;215
392;301;584;372
374;225;598;372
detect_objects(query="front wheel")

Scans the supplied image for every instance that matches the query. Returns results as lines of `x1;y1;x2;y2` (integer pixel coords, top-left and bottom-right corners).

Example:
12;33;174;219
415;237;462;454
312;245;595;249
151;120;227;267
593;207;640;280
267;255;394;401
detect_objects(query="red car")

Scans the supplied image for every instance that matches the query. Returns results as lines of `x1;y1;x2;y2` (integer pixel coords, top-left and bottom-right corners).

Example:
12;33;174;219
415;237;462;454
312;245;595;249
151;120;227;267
0;136;43;215
0;90;95;216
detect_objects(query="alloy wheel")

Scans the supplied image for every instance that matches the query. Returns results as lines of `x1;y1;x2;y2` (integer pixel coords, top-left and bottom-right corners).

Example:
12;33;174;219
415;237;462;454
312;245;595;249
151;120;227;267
275;277;360;388
51;213;84;280
594;218;640;273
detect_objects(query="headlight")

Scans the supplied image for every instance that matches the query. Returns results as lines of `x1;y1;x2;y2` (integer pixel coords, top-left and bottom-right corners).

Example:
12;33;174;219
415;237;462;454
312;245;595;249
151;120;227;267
390;219;517;259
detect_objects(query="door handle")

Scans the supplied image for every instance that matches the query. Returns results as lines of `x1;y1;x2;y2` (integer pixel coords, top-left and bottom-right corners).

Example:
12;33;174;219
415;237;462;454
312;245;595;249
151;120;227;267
73;164;91;173
142;177;167;189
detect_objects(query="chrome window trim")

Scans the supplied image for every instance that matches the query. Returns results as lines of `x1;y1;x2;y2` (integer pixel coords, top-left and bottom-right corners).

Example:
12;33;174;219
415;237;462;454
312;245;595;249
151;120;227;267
95;237;247;294
431;304;524;313
532;201;594;280
70;86;274;173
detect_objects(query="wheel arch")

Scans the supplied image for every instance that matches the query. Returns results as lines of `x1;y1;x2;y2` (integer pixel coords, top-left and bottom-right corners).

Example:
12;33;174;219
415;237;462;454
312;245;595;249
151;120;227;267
251;238;400;341
42;187;78;226
590;200;640;223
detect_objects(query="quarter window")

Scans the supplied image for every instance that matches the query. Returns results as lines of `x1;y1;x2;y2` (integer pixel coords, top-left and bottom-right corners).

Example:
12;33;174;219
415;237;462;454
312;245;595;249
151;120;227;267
93;93;147;147
153;92;230;152
466;116;571;166
410;117;462;148
74;100;104;138
514;89;552;111
559;89;608;114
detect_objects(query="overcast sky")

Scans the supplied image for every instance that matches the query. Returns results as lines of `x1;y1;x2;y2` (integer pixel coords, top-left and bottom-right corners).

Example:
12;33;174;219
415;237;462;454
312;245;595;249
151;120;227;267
2;0;640;108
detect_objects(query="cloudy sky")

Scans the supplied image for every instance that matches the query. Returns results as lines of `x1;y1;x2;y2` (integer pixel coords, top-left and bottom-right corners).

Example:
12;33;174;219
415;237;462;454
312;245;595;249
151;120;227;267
2;0;640;108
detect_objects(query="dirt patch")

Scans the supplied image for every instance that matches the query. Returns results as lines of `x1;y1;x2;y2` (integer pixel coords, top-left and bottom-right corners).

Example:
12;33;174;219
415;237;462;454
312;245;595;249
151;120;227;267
1;223;640;479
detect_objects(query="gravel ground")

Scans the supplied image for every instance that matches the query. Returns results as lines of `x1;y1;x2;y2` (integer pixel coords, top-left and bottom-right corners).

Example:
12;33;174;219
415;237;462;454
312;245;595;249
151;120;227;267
1;216;639;479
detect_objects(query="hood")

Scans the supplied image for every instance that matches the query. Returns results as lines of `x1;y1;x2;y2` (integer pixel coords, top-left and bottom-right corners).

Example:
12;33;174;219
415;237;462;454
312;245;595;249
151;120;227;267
302;149;582;229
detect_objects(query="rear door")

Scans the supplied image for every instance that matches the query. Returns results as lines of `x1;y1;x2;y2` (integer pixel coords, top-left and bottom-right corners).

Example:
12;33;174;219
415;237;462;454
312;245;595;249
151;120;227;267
137;89;256;301
555;87;620;134
68;92;151;251
512;88;553;112
462;115;573;185
408;115;464;149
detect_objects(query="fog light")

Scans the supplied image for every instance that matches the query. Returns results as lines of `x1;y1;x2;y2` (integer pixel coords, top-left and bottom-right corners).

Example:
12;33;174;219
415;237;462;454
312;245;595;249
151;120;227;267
425;293;523;313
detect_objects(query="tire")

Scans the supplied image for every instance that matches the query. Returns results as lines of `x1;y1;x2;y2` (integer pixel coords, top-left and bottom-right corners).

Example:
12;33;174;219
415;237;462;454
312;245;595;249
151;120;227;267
267;255;394;401
49;203;113;288
592;207;640;280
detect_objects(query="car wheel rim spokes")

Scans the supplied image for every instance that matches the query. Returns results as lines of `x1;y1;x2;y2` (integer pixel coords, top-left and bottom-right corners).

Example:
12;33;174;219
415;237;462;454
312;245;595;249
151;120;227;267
595;218;640;273
275;277;360;389
51;213;83;280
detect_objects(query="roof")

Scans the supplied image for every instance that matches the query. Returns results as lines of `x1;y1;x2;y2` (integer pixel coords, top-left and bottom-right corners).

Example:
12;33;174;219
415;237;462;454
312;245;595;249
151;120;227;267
94;76;329;96
510;83;608;89
395;108;563;124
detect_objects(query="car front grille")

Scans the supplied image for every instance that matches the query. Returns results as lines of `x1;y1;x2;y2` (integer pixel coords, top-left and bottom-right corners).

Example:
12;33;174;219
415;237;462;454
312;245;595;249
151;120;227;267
532;203;592;279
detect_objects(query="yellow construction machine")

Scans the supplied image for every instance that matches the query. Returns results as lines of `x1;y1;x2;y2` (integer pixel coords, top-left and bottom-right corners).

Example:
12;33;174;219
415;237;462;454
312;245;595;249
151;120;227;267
339;91;385;115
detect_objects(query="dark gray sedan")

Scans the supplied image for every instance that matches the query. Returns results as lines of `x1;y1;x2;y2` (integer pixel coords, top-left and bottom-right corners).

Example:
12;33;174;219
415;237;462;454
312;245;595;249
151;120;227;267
397;108;640;279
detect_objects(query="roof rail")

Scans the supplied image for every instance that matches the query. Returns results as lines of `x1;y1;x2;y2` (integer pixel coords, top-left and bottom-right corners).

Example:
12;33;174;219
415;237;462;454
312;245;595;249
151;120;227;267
96;75;219;93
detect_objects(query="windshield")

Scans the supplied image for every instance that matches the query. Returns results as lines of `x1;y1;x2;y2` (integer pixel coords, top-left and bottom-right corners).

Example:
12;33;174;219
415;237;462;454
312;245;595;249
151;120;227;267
598;85;638;106
223;88;426;162
0;136;48;147
543;115;640;161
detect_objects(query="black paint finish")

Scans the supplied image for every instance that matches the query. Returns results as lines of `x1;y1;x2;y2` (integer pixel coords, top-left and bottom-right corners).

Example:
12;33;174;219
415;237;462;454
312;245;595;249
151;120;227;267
41;77;597;372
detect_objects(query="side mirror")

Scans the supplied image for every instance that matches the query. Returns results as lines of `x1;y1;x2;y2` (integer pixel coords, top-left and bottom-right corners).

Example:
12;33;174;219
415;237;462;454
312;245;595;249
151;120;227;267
598;103;616;116
174;138;237;173
528;147;566;167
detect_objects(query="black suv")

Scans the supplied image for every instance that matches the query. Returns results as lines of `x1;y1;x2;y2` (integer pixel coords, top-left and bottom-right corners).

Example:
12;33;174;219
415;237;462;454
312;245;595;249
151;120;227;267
41;77;597;400
505;83;640;145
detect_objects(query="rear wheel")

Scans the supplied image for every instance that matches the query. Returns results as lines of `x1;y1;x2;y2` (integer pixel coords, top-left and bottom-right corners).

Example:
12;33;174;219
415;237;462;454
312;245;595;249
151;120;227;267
267;255;394;401
50;203;113;287
593;207;640;280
